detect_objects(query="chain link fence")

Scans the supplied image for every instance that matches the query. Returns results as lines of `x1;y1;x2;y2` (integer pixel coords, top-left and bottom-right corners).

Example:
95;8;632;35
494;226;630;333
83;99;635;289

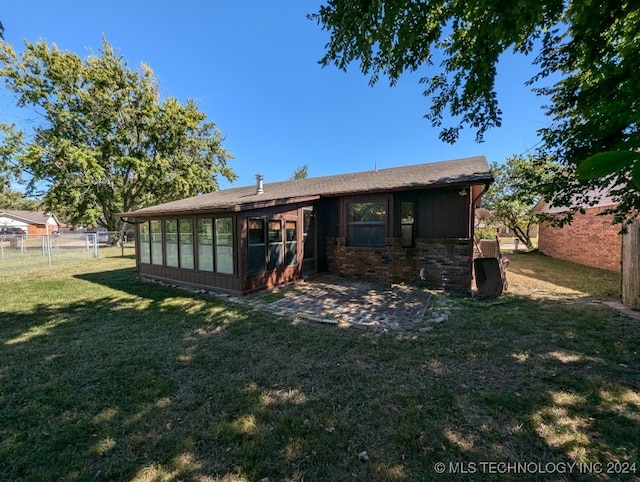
0;231;136;277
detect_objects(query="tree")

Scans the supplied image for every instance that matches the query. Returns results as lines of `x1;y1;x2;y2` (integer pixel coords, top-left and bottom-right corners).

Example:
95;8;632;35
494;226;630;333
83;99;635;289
289;164;309;180
0;38;236;231
483;156;562;250
0;123;23;193
0;186;43;211
310;1;640;226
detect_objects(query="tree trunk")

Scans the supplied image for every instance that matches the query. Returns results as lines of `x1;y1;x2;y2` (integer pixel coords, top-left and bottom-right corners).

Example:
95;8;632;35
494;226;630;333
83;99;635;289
621;218;640;310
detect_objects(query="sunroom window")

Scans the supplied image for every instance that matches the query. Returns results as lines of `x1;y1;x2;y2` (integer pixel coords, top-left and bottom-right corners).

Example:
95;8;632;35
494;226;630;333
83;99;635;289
197;219;214;272
150;220;163;265
285;220;297;265
139;221;151;264
215;218;233;274
179;219;194;269
268;220;283;270
248;219;266;273
165;220;179;267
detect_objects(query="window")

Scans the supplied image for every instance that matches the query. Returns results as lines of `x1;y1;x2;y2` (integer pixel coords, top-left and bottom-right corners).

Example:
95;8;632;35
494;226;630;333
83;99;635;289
285;220;297;266
150;220;163;265
347;202;386;246
248;219;265;273
197;219;214;272
215;218;233;274
139;221;150;264
268;220;283;270
165;220;179;267
179;219;194;269
401;202;415;247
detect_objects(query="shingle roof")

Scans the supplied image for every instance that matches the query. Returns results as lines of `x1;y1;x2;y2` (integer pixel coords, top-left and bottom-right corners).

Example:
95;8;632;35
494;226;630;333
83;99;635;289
122;156;492;217
0;210;59;225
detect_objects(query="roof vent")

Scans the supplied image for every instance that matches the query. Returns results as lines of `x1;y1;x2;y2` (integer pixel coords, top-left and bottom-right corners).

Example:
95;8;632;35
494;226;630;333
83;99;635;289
256;174;264;195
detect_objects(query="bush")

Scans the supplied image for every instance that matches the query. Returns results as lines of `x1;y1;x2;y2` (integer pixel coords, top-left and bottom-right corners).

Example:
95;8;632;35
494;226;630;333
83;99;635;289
475;226;497;240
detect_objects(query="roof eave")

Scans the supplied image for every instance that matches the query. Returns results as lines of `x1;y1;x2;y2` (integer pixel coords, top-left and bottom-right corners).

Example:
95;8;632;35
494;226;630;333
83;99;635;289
119;194;322;218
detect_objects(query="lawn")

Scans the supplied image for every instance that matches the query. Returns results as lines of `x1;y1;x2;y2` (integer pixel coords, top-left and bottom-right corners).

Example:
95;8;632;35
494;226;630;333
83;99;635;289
1;253;638;481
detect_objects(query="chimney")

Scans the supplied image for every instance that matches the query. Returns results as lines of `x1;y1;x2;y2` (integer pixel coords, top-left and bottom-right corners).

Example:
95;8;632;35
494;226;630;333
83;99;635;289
256;174;264;195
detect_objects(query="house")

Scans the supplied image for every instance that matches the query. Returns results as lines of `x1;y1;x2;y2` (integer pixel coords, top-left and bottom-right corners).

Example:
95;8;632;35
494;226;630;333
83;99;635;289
533;192;621;272
0;210;61;236
120;156;494;295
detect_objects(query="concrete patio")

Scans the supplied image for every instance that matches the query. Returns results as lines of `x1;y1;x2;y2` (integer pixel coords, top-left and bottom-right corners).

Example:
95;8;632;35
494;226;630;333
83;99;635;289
246;274;443;333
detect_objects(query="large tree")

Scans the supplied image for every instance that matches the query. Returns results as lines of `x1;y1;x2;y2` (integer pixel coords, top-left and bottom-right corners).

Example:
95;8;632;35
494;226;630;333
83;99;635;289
0;38;235;231
311;1;640;225
483;156;562;250
0;186;42;211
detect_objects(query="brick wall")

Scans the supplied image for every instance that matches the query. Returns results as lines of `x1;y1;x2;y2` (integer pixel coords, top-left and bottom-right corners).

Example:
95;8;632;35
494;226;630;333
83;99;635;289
27;225;51;236
538;206;621;272
326;236;473;288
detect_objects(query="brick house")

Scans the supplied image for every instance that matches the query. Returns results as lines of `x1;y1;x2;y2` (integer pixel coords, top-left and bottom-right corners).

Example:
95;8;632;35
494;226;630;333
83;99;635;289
121;156;494;295
0;210;61;236
533;194;621;272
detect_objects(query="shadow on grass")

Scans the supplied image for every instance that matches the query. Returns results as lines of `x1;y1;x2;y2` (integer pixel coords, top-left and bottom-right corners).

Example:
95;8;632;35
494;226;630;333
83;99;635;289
1;267;638;481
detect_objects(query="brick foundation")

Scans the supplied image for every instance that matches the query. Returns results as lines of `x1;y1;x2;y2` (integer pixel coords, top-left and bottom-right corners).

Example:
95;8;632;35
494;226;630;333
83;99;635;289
538;207;621;272
326;237;473;288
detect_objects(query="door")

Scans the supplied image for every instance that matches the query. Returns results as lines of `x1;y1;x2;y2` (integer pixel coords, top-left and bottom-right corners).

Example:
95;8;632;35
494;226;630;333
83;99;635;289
302;208;316;276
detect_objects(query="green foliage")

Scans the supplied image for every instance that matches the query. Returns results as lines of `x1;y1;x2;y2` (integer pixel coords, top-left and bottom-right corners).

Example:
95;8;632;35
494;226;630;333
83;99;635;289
576;151;639;182
0;186;42;211
310;0;564;144
0;123;22;190
0;38;236;230
483;155;561;249
289;164;309;180
311;1;640;225
474;226;496;241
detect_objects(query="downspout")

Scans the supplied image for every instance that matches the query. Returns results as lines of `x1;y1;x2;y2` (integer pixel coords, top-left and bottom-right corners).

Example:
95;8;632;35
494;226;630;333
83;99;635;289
471;183;491;238
472;183;492;212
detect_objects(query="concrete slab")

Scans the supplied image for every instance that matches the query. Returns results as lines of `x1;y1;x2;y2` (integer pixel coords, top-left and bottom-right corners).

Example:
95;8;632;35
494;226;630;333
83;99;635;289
261;274;432;332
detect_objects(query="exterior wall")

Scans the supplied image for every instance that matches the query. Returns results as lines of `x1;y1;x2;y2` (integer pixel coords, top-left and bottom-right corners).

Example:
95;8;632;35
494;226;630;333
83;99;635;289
138;263;244;293
326;236;473;288
538;206;621;272
0;216;28;234
27;224;51;236
237;203;313;293
0;214;58;235
135;202;314;295
133;185;481;294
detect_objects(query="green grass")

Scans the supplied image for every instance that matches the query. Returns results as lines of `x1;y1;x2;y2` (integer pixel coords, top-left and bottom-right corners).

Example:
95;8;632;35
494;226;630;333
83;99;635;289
1;255;638;481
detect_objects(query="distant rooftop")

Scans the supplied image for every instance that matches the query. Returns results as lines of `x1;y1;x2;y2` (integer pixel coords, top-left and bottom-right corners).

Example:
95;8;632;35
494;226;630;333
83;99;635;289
122;156;492;217
0;210;58;225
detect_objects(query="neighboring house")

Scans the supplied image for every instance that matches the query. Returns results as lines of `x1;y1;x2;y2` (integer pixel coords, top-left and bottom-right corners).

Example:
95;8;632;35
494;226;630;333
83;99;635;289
0;210;61;236
533;192;621;272
121;156;494;295
495;223;539;240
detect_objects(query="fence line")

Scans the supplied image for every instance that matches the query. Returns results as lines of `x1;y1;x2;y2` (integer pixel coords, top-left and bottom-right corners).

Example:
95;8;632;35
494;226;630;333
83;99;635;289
0;232;136;276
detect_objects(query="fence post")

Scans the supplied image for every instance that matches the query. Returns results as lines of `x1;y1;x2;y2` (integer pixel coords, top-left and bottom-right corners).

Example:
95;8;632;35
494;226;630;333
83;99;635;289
94;233;99;258
621;218;640;310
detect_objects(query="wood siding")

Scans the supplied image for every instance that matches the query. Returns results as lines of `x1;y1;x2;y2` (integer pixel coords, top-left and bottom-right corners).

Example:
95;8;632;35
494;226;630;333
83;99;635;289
133;185;477;294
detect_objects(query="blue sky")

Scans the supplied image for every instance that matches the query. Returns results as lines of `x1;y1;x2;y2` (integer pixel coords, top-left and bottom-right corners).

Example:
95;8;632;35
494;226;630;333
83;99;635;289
1;1;549;190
